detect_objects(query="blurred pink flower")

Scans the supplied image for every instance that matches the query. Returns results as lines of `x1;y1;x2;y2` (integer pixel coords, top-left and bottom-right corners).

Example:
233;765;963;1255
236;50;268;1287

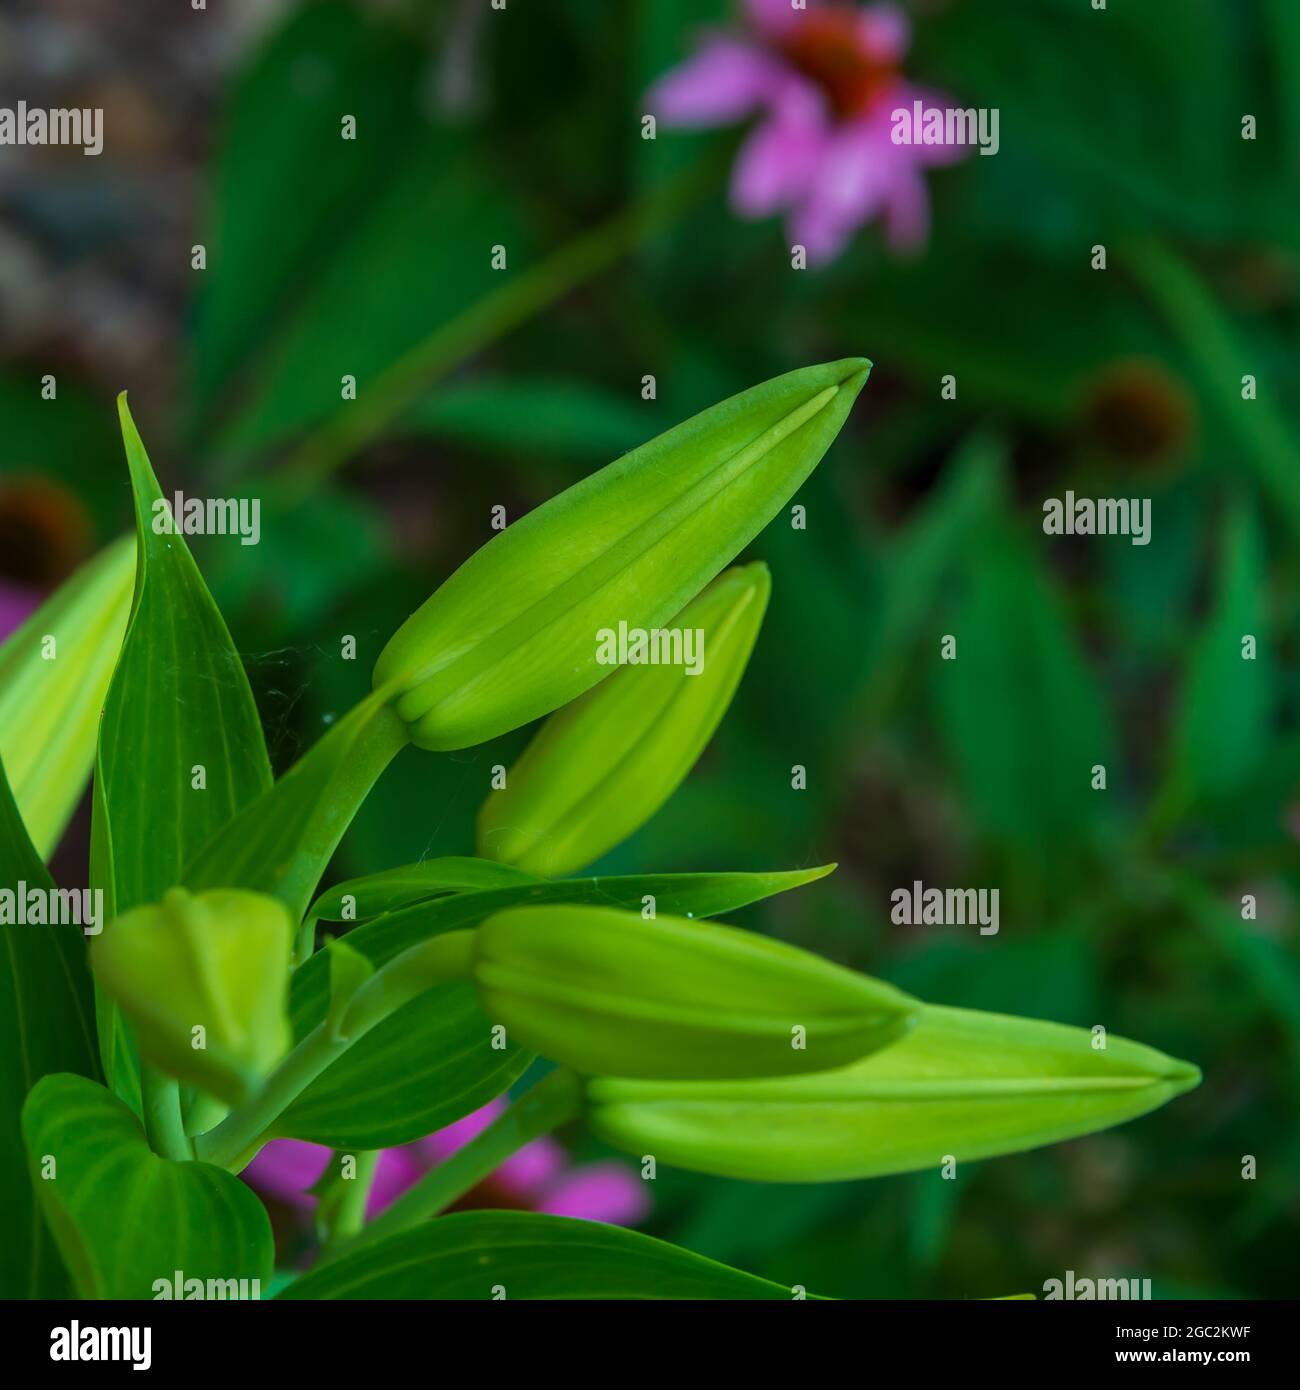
245;1096;649;1229
647;0;965;264
0;582;37;640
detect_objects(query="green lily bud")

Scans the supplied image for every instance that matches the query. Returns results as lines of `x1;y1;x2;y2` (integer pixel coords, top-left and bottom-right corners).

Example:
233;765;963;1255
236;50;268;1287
90;887;293;1104
477;563;770;877
374;359;869;750
470;904;916;1079
0;535;134;857
586;1004;1201;1181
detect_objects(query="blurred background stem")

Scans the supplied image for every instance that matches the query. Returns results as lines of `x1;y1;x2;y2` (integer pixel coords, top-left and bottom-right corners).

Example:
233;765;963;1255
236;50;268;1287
271;159;717;500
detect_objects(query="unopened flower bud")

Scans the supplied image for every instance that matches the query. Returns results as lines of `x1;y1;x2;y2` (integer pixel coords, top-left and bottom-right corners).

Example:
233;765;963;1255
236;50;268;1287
374;359;869;750
586;1003;1201;1181
477;563;770;876
90;887;292;1103
470;903;915;1079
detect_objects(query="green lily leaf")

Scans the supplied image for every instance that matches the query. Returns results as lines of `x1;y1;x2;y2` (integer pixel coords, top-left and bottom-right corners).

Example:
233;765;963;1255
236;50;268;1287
92;398;274;1106
279;866;834;1147
478;563;770;877
307;856;538;927
588;1003;1201;1182
22;1073;271;1300
375;358;869;750
278;1211;811;1300
97;397;273;915
0;536;134;859
0;752;99;1297
469;903;915;1079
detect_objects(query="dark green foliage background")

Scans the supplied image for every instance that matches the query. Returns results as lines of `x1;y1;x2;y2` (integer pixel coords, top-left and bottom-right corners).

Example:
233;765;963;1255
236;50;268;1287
1;0;1296;1298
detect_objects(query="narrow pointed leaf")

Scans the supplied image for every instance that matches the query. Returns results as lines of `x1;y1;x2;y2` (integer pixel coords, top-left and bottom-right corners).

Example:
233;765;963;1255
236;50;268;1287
92;398;274;1105
96;398;273;915
308;856;538;927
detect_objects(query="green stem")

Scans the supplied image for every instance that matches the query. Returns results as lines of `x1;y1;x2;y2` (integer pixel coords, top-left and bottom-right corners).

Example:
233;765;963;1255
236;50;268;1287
140;1066;192;1161
194;930;478;1170
275;159;715;497
334;1068;583;1259
185;685;412;927
326;1150;381;1247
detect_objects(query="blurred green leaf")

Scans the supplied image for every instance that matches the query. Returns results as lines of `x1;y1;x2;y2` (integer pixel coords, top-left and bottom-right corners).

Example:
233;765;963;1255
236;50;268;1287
403;375;665;461
1160;502;1272;820
932;515;1116;868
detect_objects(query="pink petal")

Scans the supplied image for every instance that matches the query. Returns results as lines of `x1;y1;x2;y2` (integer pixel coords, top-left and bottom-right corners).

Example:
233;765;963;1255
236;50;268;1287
647;37;788;127
365;1148;425;1217
242;1139;332;1210
743;0;806;42
788;199;859;266
730;107;830;217
881;163;931;251
413;1099;506;1165
494;1134;567;1195
800;120;895;232
858;4;911;63
891;86;973;165
535;1163;652;1226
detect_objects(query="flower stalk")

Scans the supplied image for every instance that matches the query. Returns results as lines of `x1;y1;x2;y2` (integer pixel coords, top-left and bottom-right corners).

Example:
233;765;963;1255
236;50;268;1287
332;1068;583;1259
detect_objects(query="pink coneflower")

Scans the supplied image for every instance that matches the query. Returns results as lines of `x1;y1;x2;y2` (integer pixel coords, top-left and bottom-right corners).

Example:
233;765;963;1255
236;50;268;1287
648;0;965;264
246;1097;649;1233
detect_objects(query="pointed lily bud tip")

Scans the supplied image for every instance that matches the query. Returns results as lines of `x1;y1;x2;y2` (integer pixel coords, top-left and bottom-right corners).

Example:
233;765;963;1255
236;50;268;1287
1164;1058;1201;1095
834;356;872;388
